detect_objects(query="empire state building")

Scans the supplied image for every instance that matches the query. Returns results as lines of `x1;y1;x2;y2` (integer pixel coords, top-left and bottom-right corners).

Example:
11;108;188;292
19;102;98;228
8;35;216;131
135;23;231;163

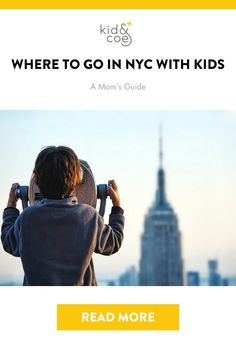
139;135;183;286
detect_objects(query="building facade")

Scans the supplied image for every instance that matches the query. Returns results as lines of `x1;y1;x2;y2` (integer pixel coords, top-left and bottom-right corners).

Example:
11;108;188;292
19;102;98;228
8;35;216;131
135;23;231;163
139;136;183;286
208;260;221;286
119;266;138;286
187;271;200;286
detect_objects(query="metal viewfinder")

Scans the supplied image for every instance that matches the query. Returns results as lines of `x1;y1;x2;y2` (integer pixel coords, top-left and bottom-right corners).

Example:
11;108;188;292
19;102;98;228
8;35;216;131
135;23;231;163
15;160;108;217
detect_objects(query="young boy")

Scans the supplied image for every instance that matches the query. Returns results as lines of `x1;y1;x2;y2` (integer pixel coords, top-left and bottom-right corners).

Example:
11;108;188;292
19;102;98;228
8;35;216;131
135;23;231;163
1;146;124;286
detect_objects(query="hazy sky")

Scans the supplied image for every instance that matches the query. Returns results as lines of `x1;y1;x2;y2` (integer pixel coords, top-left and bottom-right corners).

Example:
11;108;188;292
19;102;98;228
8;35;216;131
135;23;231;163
0;110;236;282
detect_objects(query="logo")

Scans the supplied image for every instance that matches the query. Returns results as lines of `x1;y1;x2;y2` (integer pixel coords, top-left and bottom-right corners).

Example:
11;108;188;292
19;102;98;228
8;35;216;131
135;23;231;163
99;22;132;47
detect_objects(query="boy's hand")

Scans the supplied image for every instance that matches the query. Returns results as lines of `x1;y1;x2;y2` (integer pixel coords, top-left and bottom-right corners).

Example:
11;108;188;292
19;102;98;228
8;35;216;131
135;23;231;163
7;183;19;208
107;180;121;207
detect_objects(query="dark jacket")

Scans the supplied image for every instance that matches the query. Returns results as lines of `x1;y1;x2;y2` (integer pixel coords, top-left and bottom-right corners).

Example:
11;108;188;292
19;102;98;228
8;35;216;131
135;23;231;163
1;197;124;286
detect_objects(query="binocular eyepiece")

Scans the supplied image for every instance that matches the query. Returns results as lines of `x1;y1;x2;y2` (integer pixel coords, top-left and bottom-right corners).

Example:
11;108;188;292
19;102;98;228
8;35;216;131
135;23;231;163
15;184;108;217
15;186;29;210
15;160;109;217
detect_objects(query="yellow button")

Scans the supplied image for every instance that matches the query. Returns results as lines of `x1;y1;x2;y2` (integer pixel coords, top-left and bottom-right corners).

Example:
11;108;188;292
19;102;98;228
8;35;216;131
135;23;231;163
57;304;179;331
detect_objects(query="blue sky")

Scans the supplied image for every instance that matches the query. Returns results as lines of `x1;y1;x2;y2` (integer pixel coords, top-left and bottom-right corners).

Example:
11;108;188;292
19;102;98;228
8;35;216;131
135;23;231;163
0;110;236;282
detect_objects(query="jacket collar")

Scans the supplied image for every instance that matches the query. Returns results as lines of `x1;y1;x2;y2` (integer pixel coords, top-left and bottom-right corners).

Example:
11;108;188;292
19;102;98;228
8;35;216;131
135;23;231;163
40;196;78;205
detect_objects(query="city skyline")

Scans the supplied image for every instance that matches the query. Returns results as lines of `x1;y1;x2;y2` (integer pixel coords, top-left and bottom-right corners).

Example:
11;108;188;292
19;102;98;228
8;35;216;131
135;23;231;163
0;110;236;283
118;258;235;286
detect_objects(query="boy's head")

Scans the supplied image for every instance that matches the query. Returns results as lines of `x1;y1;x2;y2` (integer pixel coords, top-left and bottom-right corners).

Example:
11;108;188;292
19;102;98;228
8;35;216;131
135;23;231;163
34;146;81;199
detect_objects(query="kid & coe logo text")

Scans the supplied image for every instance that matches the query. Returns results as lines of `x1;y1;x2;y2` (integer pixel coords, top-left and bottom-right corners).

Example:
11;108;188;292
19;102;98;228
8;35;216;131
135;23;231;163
99;22;133;47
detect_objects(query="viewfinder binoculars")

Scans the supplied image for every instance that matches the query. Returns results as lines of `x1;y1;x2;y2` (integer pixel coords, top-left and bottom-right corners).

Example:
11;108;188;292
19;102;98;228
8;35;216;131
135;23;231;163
15;160;108;217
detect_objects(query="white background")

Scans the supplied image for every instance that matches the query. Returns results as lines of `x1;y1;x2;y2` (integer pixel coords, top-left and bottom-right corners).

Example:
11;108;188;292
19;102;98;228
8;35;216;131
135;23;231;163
0;10;236;109
0;287;235;353
0;10;236;354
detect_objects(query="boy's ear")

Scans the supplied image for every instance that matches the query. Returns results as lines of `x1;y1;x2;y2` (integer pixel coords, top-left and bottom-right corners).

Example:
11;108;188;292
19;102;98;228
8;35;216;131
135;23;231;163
33;171;38;185
76;167;83;185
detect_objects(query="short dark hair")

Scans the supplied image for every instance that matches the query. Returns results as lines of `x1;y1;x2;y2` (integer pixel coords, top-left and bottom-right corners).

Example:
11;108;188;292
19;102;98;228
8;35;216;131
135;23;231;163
34;146;81;199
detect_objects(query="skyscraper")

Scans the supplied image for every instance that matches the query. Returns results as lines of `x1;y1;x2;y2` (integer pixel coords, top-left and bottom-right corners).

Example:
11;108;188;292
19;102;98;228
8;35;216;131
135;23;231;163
139;132;183;286
119;266;138;286
187;271;200;286
208;260;221;286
